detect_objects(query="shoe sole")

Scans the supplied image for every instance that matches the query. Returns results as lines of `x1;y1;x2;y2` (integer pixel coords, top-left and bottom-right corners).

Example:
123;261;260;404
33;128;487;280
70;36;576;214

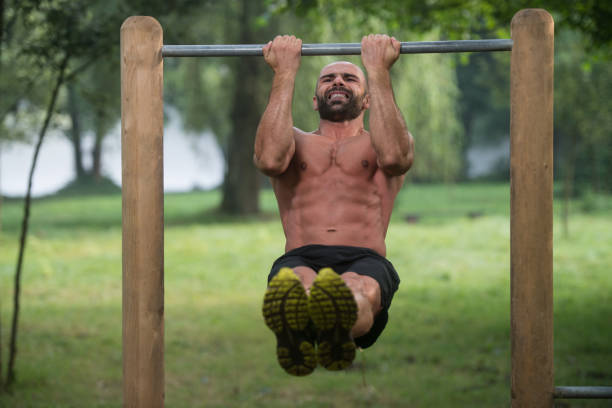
262;267;316;376
308;268;357;371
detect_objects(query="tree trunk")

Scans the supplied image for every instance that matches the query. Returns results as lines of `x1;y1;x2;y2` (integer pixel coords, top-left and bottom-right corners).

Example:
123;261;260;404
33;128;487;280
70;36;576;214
6;54;69;387
592;144;601;193
460;114;474;180
0;0;4;48
220;0;265;214
562;130;576;238
0;0;4;45
67;83;85;179
92;119;104;182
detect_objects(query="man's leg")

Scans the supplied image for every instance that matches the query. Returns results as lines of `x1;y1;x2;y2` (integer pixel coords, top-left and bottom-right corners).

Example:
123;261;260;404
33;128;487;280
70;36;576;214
340;272;382;338
264;265;384;373
306;268;358;370
294;267;381;339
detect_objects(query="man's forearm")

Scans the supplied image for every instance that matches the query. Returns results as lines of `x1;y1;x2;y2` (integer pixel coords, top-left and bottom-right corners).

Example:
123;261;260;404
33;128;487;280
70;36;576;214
367;70;413;175
254;72;297;176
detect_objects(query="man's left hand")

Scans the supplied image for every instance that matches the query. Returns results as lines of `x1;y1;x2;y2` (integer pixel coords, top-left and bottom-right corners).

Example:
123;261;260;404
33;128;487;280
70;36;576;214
361;34;401;74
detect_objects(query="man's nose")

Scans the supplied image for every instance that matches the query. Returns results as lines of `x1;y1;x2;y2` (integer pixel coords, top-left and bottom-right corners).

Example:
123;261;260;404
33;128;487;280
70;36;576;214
332;75;345;86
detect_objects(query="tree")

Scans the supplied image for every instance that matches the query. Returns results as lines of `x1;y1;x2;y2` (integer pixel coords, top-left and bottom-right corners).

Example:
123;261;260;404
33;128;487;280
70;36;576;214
66;82;86;179
0;0;205;388
220;0;275;214
2;0;99;387
62;55;121;183
455;49;510;180
554;29;612;235
165;0;277;214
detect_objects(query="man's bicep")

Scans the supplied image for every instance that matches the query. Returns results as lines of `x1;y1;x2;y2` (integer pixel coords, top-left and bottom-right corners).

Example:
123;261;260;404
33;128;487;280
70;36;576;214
254;128;297;176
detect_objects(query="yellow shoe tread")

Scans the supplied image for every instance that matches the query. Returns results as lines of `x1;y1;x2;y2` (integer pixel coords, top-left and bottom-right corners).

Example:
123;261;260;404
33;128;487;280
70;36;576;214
262;268;315;376
308;268;357;371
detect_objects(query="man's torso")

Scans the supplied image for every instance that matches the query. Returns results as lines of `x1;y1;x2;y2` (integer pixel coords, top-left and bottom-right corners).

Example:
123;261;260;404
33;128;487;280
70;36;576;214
272;128;405;256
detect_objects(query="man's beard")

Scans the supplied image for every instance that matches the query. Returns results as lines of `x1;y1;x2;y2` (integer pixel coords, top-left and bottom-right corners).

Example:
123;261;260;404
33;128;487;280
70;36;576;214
316;87;365;122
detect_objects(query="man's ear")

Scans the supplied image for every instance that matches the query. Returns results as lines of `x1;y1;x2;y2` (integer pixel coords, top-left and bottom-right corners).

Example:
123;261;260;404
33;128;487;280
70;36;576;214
363;93;370;110
313;95;319;111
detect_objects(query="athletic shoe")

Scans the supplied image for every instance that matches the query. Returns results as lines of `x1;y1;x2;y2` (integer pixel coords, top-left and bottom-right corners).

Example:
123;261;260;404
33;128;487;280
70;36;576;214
262;267;316;376
308;267;357;370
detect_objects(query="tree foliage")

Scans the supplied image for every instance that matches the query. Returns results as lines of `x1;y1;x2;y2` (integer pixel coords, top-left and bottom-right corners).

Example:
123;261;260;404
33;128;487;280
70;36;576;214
281;0;612;49
1;0;205;149
555;29;612;192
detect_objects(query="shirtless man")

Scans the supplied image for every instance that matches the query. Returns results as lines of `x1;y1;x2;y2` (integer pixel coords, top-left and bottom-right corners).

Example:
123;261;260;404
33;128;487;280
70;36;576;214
257;34;414;376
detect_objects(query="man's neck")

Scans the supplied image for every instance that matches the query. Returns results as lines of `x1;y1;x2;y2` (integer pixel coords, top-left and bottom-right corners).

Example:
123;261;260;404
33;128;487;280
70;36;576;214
317;115;365;140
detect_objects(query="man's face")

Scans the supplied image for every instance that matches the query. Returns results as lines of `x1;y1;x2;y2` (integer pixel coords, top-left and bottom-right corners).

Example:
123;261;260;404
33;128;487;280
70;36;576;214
313;62;369;122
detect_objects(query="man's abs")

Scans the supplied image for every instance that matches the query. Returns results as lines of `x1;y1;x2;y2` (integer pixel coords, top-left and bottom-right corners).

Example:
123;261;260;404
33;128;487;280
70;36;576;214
274;166;392;256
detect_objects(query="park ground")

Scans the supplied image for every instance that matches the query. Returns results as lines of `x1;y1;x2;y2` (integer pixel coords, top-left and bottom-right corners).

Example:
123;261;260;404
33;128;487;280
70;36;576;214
0;183;611;407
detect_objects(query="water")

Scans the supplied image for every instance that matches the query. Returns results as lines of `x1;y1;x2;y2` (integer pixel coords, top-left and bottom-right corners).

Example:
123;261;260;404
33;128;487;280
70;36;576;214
466;139;509;178
1;108;225;197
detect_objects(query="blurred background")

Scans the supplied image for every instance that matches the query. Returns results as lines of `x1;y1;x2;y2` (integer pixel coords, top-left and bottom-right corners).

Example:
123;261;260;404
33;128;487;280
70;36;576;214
0;1;610;407
1;0;610;201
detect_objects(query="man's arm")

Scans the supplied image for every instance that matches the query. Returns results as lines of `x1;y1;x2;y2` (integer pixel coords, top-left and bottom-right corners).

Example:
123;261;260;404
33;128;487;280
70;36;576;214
361;34;414;176
254;35;302;177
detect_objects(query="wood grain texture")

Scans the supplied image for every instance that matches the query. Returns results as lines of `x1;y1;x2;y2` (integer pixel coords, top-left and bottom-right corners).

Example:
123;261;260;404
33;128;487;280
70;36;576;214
121;16;164;408
510;9;554;408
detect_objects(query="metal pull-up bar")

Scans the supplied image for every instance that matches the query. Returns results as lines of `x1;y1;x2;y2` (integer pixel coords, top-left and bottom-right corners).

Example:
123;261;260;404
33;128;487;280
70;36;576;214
554;386;612;399
161;39;513;57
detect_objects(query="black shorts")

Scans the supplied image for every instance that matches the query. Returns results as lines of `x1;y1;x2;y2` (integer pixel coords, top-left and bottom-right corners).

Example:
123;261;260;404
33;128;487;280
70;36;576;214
268;244;400;349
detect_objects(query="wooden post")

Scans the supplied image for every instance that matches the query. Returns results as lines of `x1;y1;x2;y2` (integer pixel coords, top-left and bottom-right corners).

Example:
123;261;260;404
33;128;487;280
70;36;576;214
510;9;554;408
121;16;164;408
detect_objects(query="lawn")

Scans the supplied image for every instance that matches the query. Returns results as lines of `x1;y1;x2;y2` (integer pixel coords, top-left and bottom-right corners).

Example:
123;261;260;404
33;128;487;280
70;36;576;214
0;183;611;407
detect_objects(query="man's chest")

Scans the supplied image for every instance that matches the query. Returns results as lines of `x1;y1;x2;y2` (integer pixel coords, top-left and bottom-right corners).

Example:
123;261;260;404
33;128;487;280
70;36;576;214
291;135;379;178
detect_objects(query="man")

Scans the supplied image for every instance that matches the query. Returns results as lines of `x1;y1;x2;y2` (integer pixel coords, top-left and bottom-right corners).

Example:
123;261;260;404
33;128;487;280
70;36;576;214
255;34;414;376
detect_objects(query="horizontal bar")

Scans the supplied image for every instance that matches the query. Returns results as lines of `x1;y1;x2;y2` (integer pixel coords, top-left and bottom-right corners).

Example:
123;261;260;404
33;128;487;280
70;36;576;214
554;386;612;399
162;39;512;57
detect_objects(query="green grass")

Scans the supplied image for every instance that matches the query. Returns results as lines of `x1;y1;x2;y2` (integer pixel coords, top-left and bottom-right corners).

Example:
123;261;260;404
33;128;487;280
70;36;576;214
1;183;611;407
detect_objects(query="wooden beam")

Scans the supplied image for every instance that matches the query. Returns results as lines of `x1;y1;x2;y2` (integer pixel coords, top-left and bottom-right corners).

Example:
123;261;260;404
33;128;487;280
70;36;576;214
121;16;165;408
510;8;555;408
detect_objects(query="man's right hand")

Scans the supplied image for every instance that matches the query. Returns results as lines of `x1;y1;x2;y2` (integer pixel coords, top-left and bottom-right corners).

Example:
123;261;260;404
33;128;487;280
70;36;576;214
263;35;302;75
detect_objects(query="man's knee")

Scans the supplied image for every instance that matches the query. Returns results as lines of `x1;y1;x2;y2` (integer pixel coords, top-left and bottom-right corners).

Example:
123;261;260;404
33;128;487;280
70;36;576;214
292;266;317;292
341;272;382;314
